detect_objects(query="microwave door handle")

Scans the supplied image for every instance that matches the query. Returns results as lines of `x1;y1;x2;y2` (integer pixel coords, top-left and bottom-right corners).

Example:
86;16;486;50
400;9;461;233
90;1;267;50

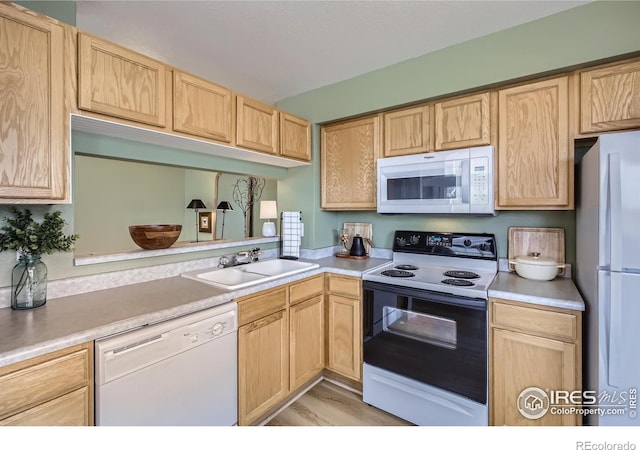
461;159;470;204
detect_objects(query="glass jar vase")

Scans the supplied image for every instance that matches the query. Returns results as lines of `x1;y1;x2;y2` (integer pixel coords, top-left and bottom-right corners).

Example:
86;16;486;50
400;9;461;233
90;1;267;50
11;254;47;310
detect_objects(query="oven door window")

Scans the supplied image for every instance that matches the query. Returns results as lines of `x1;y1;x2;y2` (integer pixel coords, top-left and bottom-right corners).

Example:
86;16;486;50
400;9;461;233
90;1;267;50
382;306;457;350
363;284;487;404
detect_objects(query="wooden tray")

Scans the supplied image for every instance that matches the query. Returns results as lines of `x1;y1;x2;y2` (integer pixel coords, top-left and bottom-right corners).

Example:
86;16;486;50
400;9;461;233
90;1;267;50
508;227;565;275
335;252;369;260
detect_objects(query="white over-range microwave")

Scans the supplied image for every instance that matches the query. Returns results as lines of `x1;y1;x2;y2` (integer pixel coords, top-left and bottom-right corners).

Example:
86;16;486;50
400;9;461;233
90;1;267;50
377;146;495;215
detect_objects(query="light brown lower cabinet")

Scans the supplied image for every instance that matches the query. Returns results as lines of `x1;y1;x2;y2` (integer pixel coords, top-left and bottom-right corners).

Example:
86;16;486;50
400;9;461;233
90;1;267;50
289;295;324;391
0;342;94;426
238;308;289;426
237;275;324;426
490;298;582;426
325;274;362;382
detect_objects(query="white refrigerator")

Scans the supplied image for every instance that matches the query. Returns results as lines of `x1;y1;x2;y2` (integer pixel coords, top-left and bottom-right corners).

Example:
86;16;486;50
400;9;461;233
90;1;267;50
576;130;640;426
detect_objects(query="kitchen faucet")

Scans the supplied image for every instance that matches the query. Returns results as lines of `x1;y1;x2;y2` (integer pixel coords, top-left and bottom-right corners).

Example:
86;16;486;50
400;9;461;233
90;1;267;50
236;247;262;264
222;247;262;266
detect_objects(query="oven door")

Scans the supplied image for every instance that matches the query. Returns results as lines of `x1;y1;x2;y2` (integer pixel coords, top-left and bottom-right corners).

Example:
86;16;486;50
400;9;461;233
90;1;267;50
363;281;487;404
377;153;470;214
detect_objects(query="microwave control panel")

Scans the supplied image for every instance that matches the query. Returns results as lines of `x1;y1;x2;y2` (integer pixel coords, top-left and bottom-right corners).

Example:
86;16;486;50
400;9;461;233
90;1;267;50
470;156;489;205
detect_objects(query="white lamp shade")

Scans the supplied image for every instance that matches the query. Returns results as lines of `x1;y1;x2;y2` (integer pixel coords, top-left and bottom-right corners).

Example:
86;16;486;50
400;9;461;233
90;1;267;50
260;200;278;220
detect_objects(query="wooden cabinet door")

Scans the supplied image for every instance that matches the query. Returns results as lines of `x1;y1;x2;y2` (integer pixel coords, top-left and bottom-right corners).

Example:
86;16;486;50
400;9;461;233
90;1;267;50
580;59;640;133
280;112;311;161
78;32;166;127
173;70;233;143
0;4;68;202
321;116;380;210
497;76;572;209
290;295;324;391
326;294;361;381
435;92;493;151
383;105;431;157
236;96;279;154
238;309;289;425
491;328;579;426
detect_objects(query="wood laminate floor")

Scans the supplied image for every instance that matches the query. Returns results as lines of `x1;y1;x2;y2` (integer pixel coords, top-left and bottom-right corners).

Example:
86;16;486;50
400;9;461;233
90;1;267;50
265;380;412;426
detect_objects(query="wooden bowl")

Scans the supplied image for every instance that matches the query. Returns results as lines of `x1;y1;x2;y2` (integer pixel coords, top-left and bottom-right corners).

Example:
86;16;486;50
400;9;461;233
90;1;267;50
129;224;182;250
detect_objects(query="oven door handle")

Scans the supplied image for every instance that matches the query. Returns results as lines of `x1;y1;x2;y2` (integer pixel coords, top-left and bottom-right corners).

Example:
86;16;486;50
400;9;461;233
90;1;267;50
364;281;487;311
413;291;487;310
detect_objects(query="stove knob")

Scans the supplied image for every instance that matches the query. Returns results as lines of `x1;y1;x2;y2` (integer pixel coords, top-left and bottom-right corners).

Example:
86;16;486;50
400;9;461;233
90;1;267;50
463;239;472;247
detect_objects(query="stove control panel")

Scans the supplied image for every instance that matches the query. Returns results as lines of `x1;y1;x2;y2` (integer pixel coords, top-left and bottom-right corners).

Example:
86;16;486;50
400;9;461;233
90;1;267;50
427;235;452;247
393;231;497;260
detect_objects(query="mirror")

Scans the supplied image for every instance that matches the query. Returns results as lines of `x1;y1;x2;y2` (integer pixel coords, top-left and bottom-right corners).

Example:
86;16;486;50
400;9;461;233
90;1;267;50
73;155;278;256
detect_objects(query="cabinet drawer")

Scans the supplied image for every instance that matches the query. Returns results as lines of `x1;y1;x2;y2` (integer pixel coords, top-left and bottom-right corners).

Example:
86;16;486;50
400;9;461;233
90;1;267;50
237;287;287;326
289;275;324;305
491;301;577;341
0;387;89;426
0;344;91;420
326;275;360;299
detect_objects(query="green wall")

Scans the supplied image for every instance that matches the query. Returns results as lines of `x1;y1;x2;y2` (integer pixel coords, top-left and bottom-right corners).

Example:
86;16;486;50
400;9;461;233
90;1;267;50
74;156;225;254
17;1;75;25
276;0;640;265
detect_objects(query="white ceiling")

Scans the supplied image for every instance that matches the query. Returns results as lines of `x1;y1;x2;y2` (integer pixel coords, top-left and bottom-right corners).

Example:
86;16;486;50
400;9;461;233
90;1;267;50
76;1;589;105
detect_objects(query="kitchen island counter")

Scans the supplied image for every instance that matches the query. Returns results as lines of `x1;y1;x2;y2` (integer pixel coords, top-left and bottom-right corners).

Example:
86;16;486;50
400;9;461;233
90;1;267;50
489;271;585;311
0;256;390;368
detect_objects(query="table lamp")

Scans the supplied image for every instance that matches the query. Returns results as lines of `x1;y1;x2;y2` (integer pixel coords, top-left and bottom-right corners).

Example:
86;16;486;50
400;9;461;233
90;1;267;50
259;200;277;237
216;201;233;239
186;199;206;243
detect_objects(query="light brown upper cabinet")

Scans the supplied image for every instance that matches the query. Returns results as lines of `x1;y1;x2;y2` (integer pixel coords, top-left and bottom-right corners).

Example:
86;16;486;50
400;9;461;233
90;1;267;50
279;112;311;161
383;105;431;157
173;70;233;143
580;59;640;134
236;96;279;155
321;116;381;210
0;3;69;203
434;91;495;151
78;32;167;127
497;76;572;210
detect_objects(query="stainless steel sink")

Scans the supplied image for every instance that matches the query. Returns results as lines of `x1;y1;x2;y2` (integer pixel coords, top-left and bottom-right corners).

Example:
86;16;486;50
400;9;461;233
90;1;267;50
181;259;320;291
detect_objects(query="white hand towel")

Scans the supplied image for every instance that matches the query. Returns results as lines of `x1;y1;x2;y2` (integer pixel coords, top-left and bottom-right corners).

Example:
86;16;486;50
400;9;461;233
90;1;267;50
281;211;302;258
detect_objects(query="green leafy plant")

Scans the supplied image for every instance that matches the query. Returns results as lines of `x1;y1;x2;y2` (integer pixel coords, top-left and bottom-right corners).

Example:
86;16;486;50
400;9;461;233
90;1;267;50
0;207;78;257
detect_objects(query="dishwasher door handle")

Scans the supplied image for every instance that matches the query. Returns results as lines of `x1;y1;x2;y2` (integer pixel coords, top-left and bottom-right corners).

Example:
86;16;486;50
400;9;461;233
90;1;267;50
105;332;169;360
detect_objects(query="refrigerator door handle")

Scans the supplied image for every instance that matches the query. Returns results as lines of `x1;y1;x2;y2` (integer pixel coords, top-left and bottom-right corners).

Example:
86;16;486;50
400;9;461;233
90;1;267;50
608;272;623;388
609;153;622;272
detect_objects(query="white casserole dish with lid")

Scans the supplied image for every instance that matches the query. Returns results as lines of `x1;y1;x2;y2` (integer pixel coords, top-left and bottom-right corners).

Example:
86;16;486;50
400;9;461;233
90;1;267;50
509;252;566;281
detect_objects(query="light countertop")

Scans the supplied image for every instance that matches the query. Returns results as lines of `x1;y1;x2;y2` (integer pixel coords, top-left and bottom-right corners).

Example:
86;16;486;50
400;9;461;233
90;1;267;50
488;271;585;311
0;257;586;369
0;256;390;368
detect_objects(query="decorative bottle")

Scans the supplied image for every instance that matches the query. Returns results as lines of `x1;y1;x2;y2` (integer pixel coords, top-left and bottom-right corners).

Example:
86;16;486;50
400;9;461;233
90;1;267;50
11;254;47;310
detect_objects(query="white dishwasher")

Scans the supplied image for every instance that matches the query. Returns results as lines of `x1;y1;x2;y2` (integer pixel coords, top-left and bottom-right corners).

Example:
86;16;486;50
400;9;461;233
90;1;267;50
95;301;237;426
